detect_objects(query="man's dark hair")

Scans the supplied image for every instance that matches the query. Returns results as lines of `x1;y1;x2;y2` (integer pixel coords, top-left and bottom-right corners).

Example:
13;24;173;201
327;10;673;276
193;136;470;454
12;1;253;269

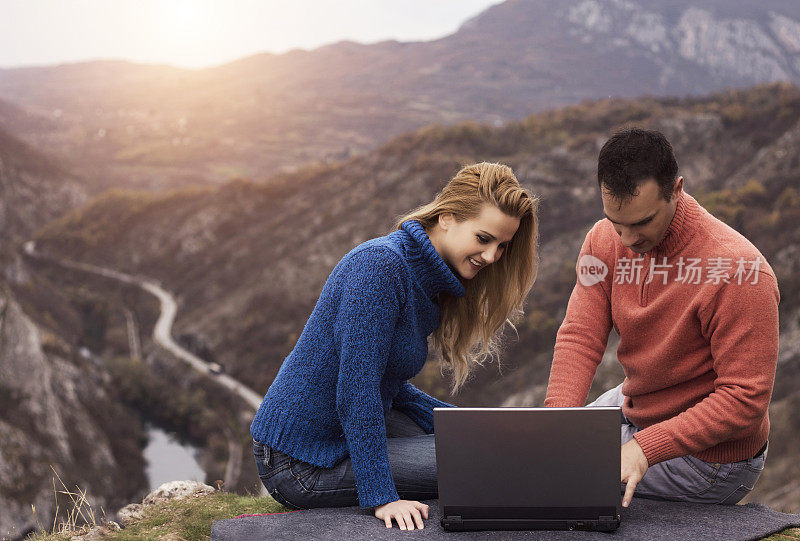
597;128;679;201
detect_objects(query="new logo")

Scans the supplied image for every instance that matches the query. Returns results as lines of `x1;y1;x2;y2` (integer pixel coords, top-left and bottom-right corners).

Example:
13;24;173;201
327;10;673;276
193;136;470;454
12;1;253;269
578;255;608;286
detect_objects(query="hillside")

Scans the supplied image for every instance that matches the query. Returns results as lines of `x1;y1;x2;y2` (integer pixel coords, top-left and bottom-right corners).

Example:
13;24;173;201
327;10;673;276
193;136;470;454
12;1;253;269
0;128;154;539
31;82;800;512
2;0;800;191
0;126;85;246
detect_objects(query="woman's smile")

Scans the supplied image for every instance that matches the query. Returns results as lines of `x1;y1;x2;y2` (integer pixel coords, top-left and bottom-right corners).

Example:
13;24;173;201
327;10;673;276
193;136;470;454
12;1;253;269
468;256;484;271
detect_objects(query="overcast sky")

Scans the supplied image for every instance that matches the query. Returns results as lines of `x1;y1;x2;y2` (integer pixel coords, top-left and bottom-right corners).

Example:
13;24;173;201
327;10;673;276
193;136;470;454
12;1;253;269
0;0;502;70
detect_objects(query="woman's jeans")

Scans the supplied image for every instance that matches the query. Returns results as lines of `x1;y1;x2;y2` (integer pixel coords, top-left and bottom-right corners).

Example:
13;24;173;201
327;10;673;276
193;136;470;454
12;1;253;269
253;408;436;509
588;383;767;505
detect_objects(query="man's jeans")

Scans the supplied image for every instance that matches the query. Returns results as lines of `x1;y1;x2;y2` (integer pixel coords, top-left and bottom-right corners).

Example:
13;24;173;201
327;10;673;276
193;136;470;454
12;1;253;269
253;408;436;509
588;383;767;505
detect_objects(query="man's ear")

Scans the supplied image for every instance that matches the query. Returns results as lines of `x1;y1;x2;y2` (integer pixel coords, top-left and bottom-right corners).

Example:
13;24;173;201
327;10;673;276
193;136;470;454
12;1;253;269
673;176;684;199
438;212;454;231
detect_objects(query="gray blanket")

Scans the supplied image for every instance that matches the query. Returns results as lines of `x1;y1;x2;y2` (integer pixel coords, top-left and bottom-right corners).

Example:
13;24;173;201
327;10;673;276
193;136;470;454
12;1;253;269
211;498;800;540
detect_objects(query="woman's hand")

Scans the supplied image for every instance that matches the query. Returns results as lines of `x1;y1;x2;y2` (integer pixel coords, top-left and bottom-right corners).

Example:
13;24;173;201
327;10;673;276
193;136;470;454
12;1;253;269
374;500;429;530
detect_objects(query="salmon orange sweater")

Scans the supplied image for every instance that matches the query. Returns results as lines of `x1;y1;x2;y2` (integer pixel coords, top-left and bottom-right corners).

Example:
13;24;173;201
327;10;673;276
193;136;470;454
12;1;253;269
545;191;780;466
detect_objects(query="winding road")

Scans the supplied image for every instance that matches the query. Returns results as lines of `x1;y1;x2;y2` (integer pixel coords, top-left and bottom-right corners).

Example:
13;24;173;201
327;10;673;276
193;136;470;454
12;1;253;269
22;241;265;494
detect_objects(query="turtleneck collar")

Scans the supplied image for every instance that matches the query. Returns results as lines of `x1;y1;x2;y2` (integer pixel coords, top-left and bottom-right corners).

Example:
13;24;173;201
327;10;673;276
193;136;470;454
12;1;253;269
398;220;466;300
654;191;702;257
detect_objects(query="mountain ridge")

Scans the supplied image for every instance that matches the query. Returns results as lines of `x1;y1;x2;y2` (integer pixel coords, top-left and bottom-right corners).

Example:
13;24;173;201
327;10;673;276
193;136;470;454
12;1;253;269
2;0;800;191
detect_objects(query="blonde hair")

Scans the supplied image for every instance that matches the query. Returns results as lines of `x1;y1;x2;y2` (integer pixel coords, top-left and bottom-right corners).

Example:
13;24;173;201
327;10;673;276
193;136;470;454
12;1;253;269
394;162;539;394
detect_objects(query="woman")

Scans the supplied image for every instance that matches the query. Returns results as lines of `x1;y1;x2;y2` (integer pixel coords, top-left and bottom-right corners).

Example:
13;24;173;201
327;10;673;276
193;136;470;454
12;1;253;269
251;162;539;530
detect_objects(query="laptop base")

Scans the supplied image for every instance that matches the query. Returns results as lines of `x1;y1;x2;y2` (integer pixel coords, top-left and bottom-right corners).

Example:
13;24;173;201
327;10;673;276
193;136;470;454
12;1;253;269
442;516;621;532
441;506;621;532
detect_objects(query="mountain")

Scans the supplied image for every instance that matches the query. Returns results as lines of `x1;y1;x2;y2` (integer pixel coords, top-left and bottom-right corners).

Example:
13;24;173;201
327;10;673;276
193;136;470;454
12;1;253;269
33;82;800;512
0;128;151;539
0;125;85;247
1;0;800;191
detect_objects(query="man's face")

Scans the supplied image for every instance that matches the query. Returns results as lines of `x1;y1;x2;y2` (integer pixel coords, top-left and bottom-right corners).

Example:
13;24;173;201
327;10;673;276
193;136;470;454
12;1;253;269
601;177;682;254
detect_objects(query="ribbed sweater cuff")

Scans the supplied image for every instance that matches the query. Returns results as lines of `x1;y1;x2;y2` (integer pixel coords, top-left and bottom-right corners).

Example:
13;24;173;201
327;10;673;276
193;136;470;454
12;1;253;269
359;486;400;509
544;396;586;408
414;391;455;412
543;399;580;408
632;425;680;465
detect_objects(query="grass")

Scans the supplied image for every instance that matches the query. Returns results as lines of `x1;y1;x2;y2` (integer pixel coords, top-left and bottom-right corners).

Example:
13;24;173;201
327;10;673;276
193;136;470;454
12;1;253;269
766;530;800;540
27;490;284;540
28;466;107;539
105;492;283;541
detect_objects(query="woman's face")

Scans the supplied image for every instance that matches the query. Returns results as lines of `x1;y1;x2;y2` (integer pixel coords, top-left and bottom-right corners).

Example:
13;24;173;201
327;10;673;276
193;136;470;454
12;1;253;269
431;204;521;280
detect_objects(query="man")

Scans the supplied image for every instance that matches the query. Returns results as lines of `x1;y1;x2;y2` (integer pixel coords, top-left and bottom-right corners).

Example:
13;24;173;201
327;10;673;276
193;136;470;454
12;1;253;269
545;128;779;508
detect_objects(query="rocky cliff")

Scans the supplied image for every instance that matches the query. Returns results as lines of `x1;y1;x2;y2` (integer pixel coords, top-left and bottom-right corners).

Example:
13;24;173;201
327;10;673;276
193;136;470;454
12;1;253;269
0;129;148;540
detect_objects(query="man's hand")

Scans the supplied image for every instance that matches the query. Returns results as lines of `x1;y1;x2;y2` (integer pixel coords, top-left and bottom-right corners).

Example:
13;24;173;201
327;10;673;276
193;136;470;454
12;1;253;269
374;500;429;530
621;437;649;507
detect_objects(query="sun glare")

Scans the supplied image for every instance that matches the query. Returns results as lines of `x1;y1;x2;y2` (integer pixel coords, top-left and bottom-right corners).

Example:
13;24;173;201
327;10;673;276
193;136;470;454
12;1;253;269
149;0;219;67
163;0;206;32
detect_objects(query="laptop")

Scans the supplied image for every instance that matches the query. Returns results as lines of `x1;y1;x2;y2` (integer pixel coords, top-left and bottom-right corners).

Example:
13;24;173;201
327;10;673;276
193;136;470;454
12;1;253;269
433;407;622;532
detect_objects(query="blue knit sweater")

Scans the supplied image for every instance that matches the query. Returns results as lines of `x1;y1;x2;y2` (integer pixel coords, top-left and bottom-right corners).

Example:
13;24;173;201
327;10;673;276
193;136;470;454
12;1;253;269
250;219;464;508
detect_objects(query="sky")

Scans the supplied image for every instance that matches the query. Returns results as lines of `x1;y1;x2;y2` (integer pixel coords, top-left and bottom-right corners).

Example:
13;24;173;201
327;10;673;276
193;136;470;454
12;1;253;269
0;0;502;70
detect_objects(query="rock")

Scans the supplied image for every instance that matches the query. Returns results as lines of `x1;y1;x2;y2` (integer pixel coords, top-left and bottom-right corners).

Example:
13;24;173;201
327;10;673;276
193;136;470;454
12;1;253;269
0;289;142;540
66;520;122;540
68;523;111;540
143;480;216;505
117;503;145;526
114;481;216;531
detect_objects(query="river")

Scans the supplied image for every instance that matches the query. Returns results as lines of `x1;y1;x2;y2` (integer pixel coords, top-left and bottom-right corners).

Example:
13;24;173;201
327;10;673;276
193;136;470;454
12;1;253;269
143;422;206;490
